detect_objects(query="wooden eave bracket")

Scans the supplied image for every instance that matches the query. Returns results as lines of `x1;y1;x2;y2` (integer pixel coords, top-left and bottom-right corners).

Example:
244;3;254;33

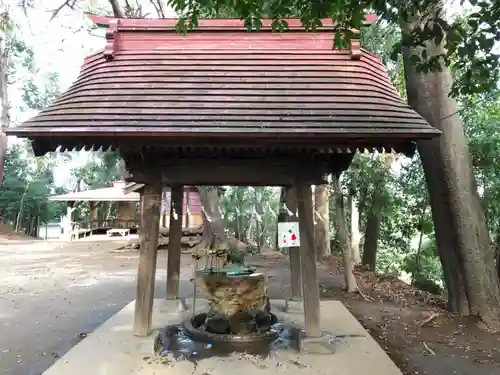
104;19;120;60
350;39;362;60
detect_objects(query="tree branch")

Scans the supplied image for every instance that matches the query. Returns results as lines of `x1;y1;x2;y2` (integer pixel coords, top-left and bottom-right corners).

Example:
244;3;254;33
148;0;165;18
108;0;124;18
50;0;78;22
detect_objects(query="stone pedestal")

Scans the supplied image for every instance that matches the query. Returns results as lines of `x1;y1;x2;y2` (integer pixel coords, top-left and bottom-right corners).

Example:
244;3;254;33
298;333;336;355
284;298;304;314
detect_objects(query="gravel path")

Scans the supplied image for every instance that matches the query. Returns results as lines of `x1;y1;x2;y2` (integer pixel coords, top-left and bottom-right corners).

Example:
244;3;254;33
0;238;192;375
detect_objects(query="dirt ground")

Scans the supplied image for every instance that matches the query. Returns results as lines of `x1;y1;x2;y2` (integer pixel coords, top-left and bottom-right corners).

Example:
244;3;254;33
253;251;500;375
1;236;499;375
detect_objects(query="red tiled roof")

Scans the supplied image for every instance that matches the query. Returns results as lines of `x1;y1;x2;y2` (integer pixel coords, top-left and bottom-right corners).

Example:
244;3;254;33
8;16;439;153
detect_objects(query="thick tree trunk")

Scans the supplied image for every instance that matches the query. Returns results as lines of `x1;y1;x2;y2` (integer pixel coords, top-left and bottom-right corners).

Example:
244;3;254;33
0;31;9;185
495;235;500;280
198;186;227;249
333;177;357;292
402;7;500;328
349;194;362;264
314;184;330;258
497;248;500;281
361;195;382;271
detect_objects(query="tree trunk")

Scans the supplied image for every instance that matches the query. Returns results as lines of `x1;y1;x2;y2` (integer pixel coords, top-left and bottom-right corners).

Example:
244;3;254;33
495;234;500;280
349;194;362;264
0;30;9;185
314;184;330;258
362;195;382;271
333;176;357;292
198;186;227;249
116;158;137;224
402;7;500;328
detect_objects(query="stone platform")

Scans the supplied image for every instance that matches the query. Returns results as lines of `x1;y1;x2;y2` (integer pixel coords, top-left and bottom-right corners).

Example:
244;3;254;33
43;299;402;375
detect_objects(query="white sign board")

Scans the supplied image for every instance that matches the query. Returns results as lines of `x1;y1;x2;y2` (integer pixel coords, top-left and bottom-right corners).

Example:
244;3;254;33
277;222;300;248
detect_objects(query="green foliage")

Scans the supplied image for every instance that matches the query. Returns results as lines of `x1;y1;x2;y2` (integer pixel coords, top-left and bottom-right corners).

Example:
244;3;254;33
403;236;444;294
22;72;61;110
0;141;65;231
462;91;500;238
221;186;280;248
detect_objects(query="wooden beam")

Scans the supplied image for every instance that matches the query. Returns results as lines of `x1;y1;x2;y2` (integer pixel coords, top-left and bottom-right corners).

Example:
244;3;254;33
133;182;161;337
128;160;331;186
166;184;184;300
296;183;321;337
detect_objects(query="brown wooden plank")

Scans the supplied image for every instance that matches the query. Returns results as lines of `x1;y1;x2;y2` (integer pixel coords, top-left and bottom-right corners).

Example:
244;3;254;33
296;183;321;337
56;87;404;104
80;59;387;76
16;126;436;138
53;94;409;108
128;161;333;186
69;74;395;92
78;64;382;76
76;63;388;79
47;100;412;111
166;184;184;300
75;66;390;86
37;107;424;119
31;115;426;125
133;182;162;337
61;80;397;92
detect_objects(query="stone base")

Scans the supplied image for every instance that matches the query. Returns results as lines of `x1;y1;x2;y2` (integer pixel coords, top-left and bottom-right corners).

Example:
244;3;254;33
42;299;404;375
283;298;304;314
298;334;336;355
176;298;188;312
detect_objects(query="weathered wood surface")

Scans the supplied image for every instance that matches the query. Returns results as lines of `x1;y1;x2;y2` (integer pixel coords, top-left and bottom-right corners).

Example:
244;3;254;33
166;185;183;300
296;183;321;337
133;182;161;337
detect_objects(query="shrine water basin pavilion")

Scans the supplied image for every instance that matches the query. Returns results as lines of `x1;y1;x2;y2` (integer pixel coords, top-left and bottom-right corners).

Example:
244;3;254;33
6;13;440;348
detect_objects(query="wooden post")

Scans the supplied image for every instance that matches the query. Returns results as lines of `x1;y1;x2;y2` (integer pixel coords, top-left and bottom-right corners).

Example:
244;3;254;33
289;247;302;299
167;184;184;300
186;190;192;228
296;184;321;337
281;187;302;299
133;182;161;337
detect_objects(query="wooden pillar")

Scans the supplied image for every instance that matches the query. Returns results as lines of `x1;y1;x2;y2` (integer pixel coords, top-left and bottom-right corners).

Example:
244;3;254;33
185;190;191;228
296;184;321;337
166;184;184;300
289;247;302;299
133;182;162;337
159;190;165;227
281;187;302;299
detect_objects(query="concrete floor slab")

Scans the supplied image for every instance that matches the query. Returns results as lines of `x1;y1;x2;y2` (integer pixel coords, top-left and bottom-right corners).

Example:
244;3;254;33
43;299;403;375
